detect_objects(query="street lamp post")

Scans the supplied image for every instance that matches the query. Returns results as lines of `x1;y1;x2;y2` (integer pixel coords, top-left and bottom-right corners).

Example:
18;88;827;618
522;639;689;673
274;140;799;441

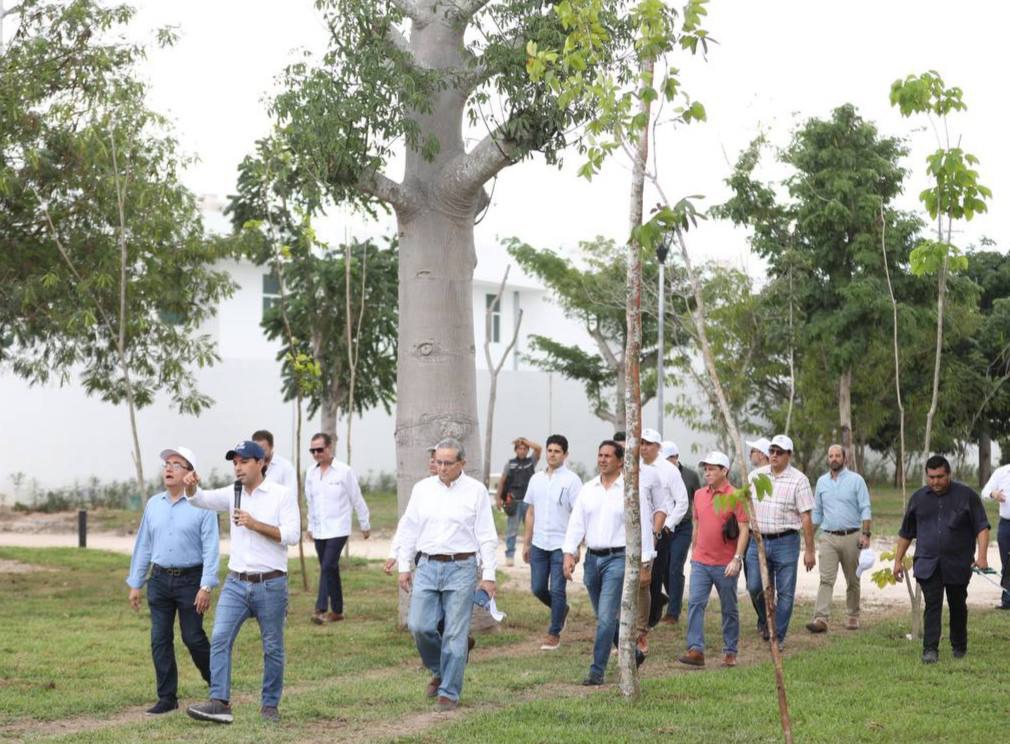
655;234;671;437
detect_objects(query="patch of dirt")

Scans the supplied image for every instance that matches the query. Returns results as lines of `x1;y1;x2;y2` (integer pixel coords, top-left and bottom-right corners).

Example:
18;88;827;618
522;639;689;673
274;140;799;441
0;559;56;574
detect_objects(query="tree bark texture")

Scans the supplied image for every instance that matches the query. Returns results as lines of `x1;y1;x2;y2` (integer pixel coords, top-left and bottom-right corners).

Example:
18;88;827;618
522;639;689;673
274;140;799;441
838;367;854;471
979;427;992;489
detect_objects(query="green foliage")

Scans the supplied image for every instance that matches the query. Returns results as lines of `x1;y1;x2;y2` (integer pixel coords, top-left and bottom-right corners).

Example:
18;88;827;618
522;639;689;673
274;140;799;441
0;0;235;414
870;549;912;589
909;240;968;276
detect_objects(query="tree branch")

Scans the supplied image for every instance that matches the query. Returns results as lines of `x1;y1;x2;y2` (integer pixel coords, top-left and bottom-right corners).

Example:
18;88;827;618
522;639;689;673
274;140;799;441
452;0;491;20
358;171;418;213
446;129;520;197
391;0;431;25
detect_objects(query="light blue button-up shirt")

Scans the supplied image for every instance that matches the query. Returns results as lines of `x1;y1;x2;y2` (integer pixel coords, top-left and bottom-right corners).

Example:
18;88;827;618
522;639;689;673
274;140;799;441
525;465;583;551
126;491;220;589
813;468;872;532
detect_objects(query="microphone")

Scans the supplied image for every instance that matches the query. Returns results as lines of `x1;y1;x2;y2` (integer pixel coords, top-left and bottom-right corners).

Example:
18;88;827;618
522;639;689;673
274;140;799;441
233;479;242;514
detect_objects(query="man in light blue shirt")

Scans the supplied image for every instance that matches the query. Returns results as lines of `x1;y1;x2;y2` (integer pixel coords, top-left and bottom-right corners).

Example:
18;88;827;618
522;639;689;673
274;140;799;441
522;434;582;650
126;445;219;715
806;444;871;633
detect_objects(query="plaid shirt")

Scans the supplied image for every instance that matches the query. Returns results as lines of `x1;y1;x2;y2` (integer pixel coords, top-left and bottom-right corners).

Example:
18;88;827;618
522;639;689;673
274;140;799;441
749;464;814;534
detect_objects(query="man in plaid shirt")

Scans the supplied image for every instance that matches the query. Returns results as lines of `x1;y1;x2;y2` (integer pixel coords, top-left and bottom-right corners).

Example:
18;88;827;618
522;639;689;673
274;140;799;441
744;434;816;646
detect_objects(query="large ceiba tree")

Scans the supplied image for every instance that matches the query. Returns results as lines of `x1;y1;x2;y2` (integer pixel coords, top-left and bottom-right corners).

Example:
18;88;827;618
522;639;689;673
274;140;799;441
266;0;623;508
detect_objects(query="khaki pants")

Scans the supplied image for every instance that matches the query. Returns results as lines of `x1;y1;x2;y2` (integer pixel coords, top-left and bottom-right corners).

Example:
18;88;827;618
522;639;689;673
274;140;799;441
636;562;652;636
813;531;861;622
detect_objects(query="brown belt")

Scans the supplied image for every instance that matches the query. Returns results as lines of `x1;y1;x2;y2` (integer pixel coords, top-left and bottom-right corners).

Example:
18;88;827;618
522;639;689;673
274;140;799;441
230;569;286;583
423;552;475;562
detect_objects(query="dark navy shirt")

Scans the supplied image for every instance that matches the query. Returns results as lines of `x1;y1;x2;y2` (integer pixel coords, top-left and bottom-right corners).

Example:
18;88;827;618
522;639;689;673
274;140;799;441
503;457;537;500
898;480;990;584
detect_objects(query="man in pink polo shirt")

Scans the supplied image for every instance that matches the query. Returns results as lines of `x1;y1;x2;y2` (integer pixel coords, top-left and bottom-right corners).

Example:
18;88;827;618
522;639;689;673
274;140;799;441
678;451;750;668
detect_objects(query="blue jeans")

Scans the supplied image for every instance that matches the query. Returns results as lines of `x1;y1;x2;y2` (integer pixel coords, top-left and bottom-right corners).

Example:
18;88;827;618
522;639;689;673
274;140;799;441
745;532;800;643
505;500;530;557
209;574;288;707
998;518;1010;608
665;520;693;620
583;551;625;679
407;555;477;702
147;570;211;703
530;545;567;635
314;536;348;613
686;561;740;654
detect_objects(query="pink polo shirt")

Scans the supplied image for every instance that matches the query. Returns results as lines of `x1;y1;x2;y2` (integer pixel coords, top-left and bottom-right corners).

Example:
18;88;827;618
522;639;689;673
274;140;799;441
692;482;748;566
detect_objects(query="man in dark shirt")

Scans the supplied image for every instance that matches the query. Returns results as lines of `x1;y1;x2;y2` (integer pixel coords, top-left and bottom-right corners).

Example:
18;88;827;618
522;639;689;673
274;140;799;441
495;437;541;566
894;455;990;664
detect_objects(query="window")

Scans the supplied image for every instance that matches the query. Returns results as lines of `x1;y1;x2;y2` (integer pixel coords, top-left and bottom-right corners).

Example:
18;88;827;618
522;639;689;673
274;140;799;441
485;293;501;343
263;272;281;315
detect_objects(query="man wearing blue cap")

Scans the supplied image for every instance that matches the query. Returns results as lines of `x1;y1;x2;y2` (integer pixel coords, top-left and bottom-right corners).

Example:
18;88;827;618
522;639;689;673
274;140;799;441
181;440;301;724
126;445;219;715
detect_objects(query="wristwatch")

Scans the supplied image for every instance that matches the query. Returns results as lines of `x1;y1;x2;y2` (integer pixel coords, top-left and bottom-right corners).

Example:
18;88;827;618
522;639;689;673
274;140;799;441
733;555;742;562
200;585;212;593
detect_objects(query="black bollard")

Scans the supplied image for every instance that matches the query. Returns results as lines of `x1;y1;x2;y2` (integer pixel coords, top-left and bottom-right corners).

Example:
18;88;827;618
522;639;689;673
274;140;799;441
78;509;87;548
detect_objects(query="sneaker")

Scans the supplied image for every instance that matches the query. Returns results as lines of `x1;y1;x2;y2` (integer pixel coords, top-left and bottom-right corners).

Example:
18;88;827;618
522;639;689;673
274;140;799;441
436;696;458;711
805;619;828;634
540;634;560;650
326;611;344;622
146;699;178;715
260;706;280;722
311;609;326;625
186;699;233;724
678;649;705;667
846;617;860;630
952;647;967;659
922;649;939;664
425;676;442;698
722;653;737;668
581;674;604;686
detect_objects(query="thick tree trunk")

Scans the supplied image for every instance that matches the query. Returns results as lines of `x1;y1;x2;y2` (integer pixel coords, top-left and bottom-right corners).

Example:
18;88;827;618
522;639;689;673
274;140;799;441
979;426;992;489
838;367;854;470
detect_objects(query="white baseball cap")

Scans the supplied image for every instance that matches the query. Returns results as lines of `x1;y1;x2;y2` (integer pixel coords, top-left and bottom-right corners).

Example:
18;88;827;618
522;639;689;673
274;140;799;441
640;428;663;444
855;548;877;578
770;434;794;452
160;445;197;472
745;437;771;457
699;451;731;469
662;441;679;458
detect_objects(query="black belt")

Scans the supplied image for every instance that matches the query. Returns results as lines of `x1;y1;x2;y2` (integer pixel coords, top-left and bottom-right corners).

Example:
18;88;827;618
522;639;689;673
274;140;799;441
424;552;475;562
760;529;798;541
588;546;625;556
230;570;286;583
824;528;859;536
152;563;202;577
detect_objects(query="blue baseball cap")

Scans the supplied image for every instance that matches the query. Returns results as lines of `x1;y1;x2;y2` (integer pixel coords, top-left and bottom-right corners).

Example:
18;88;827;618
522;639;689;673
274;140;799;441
225;440;265;461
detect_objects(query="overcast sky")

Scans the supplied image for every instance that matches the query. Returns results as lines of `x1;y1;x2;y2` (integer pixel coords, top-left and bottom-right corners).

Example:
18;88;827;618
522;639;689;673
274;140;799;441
130;0;1010;272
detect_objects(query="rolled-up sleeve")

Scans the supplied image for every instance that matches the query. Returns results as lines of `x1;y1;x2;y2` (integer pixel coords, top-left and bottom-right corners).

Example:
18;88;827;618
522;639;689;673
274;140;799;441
277;487;302;546
199;510;220;588
474;490;498;581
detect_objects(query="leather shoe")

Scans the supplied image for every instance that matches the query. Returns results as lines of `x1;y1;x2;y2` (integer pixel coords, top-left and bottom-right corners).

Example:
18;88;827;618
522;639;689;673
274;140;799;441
722;653;737;667
635;649;646;668
326;611;344;622
425;676;441;698
436;696;458;712
805;619;828;634
952;647;967;659
922;649;939;664
146;699;178;715
636;633;649;655
581;674;604;686
678;649;705;667
845;617;859;630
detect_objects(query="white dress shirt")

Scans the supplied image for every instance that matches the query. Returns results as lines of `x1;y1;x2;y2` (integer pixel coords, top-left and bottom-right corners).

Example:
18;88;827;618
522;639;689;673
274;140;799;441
525;465;583;551
305;460;370;539
648;456;689;528
639;462;671;519
563;474;655;562
393;473;498;581
264;455;298;491
982;464;1010;520
189;480;301;574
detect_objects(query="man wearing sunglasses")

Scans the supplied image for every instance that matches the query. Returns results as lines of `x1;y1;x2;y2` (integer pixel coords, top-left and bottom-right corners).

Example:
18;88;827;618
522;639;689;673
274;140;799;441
305;432;370;624
126;446;219;716
744;434;816;648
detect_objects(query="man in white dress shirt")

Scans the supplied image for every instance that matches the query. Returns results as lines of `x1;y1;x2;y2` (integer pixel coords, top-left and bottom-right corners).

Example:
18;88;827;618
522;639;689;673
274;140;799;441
305;432;370;624
182;440;301;725
394;437;497;711
563;440;654;685
522;434;582;650
253;429;298;492
982;462;1010;609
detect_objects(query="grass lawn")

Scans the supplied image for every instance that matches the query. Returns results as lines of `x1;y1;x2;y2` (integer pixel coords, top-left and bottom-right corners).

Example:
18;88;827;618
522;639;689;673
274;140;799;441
1;546;1007;743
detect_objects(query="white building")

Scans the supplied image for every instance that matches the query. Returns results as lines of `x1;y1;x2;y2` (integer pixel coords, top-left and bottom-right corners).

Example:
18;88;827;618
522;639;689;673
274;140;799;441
0;239;717;503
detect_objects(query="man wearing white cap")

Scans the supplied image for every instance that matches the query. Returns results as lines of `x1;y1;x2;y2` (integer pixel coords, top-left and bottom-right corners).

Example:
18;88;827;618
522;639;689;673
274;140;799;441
746;437;771;470
660;440;700;626
126;446;219;715
678;451;749;668
641;431;688;632
745;434;815;646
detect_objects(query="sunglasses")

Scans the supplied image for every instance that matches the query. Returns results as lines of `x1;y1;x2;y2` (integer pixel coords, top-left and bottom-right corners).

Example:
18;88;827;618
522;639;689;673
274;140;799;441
309;447;326;454
768;448;789;456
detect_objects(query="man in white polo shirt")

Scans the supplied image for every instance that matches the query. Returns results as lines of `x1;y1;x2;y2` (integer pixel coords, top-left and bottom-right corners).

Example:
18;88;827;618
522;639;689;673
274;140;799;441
182;440;301;725
305;431;370;624
563;439;653;685
394;437;498;712
522;434;582;650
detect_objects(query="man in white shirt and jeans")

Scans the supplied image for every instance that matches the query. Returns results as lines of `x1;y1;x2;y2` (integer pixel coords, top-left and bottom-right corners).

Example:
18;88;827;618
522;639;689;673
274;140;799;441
394;437;498;712
563;439;654;685
305;432;370;624
522;433;583;650
182;440;301;725
981;462;1010;609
